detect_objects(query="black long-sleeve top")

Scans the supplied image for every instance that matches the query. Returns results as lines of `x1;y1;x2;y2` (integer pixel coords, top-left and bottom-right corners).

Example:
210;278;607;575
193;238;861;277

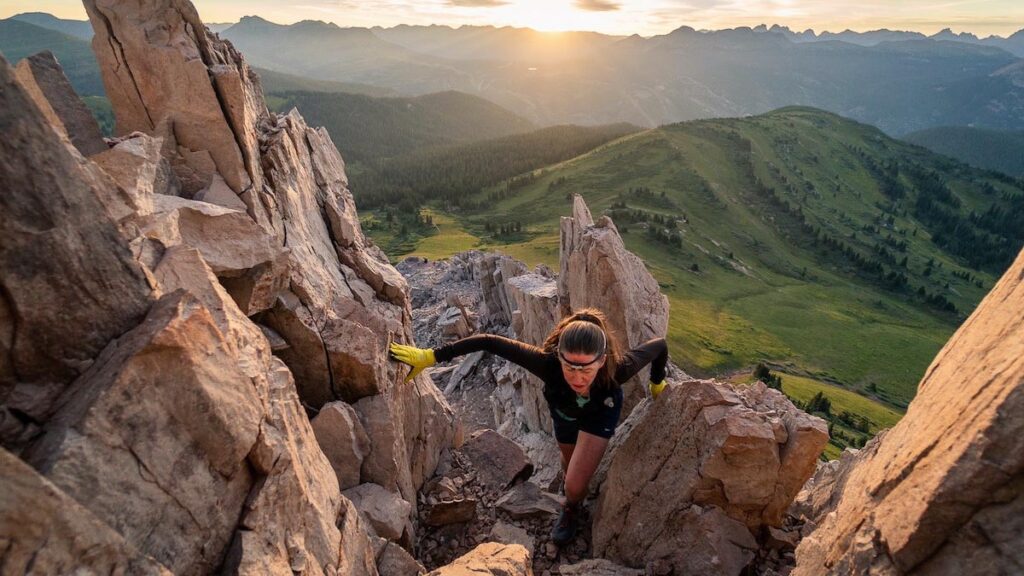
434;334;668;419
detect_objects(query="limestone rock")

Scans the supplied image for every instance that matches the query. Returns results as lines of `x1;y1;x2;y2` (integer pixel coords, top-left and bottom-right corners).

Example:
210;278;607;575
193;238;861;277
22;292;263;574
91;132;168;217
13;50;107;156
84;0;263;194
437;306;473;340
344;483;413;542
591;380;827;575
495;481;563;519
353;393;418;502
426;542;532;576
461;429;534;490
226;359;364;576
472;253;529;327
488;521;535;557
378;541;426;576
0;56;153;451
559;558;644;576
424;497;478;526
0;447;171;575
558;194;669;418
793;247;1024;575
311;401;371;490
335;496;382;576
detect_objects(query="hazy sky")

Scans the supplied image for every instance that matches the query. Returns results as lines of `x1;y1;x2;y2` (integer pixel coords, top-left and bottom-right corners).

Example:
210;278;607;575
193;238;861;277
4;0;1022;37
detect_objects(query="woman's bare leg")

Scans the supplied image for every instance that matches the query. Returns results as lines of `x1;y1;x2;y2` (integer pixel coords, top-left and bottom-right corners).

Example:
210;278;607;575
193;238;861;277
564;431;609;505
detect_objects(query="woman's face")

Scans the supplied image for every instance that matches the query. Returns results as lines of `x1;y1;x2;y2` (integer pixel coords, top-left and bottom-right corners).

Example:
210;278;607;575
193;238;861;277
559;350;606;395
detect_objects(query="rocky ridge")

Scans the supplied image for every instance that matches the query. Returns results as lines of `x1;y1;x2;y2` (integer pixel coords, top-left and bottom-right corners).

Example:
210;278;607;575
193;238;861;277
1;0;452;572
3;0;1022;574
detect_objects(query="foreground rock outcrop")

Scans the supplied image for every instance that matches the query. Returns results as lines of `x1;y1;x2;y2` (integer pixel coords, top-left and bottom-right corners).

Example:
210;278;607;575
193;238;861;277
591;379;828;574
1;0;455;572
793;247;1024;575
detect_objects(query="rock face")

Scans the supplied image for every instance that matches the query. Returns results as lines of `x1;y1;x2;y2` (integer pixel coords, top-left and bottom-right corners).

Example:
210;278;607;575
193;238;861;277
558;194;670;417
591;380;828;574
0;55;153;452
0;447;171;575
793;247;1024;575
2;1;455;573
426;543;532;576
82;0;453;525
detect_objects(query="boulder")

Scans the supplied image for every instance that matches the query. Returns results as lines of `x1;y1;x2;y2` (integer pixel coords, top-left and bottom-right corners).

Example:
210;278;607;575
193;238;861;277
793;247;1024;575
378;541;426;576
488;521;535;557
591;380;827;574
426;542;532;576
91;132;168;217
558;194;670;418
495;481;563;519
13;50;107;156
21;292;263;574
0;447;171;575
559;559;644;576
437;306;472;340
344;483;413;542
461;429;534;490
311;401;371;490
0;56;153;451
424;497;478;526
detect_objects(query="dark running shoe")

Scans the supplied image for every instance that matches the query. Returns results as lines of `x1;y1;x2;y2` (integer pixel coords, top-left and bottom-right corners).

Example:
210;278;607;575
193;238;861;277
551;502;580;545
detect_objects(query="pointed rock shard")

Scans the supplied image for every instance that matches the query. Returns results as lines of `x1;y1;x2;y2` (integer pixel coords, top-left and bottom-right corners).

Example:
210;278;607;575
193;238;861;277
83;0;264;194
0;55;152;450
311;401;371;491
794;246;1024;575
558;194;670;418
13;50;107;157
343;483;412;542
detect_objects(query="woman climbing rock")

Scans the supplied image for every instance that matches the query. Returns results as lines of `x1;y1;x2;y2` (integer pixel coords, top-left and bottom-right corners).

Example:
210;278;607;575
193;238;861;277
387;307;669;545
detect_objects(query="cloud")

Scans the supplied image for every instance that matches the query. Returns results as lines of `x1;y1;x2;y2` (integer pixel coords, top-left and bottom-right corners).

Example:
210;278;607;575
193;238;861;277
447;0;509;6
574;0;622;11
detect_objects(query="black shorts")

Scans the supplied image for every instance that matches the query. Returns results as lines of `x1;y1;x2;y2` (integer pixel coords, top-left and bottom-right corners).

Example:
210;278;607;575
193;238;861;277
549;388;623;444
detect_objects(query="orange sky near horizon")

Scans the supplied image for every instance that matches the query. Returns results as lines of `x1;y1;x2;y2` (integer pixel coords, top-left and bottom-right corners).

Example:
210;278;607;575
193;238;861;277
3;0;1022;38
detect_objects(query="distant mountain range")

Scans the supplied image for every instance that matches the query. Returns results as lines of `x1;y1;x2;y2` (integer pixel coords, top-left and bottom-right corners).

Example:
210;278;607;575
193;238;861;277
6;12;1024;135
754;24;1024;56
215;17;1024;134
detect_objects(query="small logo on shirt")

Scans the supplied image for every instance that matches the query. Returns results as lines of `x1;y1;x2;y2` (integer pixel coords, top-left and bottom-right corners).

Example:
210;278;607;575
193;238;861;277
604;397;615;408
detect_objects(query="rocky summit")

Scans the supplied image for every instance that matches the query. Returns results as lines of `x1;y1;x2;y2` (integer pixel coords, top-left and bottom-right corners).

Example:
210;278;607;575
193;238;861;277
2;1;1023;575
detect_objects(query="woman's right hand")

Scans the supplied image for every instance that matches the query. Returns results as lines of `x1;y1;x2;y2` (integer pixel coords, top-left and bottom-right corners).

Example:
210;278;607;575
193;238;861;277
388;342;436;382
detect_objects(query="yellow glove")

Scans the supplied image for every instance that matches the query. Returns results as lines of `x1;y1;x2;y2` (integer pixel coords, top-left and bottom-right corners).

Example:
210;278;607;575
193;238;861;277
388;342;436;382
649;380;667;399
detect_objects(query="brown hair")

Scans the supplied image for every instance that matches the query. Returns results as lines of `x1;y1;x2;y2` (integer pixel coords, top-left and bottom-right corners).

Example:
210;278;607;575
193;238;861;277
542;308;622;392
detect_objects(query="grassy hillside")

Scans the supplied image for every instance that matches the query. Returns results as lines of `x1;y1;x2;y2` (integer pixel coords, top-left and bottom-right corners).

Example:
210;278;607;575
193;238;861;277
903;126;1024;177
369;107;1024;411
351;123;641;212
0;19;104;97
267;90;535;166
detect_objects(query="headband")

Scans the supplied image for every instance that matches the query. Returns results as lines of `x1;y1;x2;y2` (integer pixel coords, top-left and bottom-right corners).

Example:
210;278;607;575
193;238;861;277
558;319;607;368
